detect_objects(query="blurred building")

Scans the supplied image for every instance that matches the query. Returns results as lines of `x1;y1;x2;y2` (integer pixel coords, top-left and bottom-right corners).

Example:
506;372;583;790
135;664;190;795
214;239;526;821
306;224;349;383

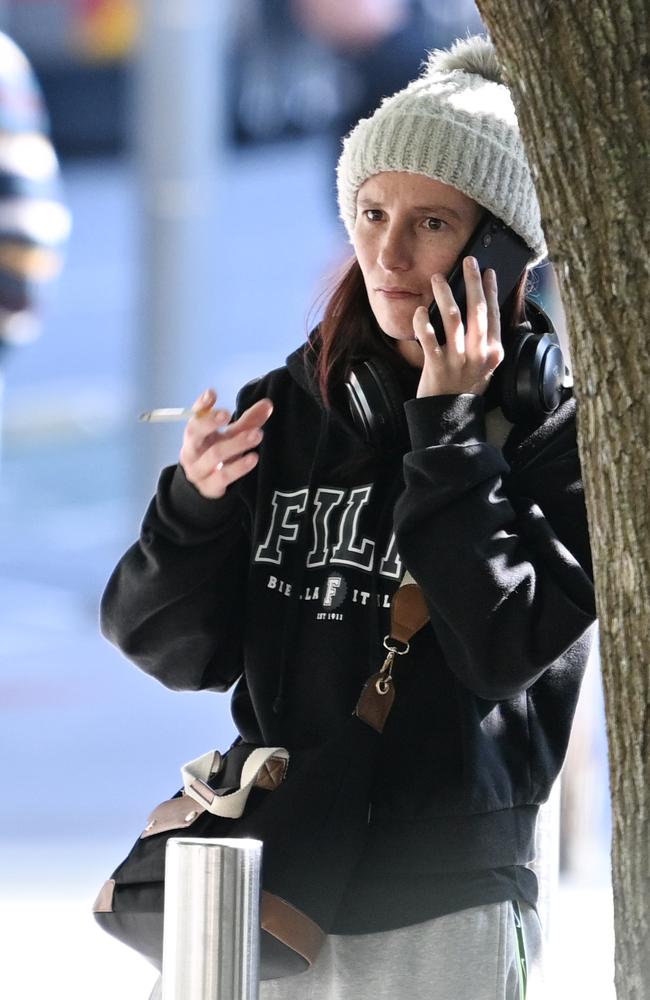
0;0;482;156
0;0;138;156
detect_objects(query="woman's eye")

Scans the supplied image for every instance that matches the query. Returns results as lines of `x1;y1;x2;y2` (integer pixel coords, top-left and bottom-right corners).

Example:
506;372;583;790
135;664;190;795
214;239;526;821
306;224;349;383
424;217;444;231
364;209;383;222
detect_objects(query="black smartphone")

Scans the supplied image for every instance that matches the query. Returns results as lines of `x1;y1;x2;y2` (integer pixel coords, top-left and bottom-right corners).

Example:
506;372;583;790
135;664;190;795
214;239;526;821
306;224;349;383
428;213;534;345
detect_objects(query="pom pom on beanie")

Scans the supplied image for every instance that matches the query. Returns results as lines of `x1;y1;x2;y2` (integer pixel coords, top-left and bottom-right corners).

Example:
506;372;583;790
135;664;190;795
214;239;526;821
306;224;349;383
336;35;546;263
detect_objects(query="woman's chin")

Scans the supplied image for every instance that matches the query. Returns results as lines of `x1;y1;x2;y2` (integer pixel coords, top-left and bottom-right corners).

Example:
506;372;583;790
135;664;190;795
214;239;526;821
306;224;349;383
382;326;417;343
377;328;423;366
371;303;419;342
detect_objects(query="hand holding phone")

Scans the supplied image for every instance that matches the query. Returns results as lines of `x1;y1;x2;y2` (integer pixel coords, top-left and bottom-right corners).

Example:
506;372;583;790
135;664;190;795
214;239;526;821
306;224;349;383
428;213;533;345
414;256;504;398
413;214;534;399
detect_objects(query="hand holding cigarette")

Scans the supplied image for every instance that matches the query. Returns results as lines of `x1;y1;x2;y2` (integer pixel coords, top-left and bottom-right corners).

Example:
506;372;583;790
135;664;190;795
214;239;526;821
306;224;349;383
161;388;274;500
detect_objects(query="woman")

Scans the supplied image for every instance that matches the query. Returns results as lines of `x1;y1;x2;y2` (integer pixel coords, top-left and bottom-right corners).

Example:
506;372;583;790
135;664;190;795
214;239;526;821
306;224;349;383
101;35;596;999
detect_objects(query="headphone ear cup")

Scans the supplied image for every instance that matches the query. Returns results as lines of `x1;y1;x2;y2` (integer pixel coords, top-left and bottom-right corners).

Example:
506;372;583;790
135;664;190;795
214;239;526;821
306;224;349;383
499;328;529;424
344;358;407;448
500;327;565;423
369;358;408;442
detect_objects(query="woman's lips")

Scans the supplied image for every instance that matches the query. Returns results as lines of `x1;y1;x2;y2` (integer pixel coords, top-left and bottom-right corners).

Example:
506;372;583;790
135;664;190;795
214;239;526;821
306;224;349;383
377;288;420;299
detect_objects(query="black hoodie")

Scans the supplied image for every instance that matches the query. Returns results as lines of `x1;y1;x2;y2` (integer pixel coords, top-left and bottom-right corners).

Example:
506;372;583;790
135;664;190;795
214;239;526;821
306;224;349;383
101;341;596;932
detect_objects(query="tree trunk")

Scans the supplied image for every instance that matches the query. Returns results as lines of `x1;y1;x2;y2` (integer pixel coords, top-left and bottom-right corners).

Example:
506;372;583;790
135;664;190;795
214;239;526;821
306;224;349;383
474;3;650;997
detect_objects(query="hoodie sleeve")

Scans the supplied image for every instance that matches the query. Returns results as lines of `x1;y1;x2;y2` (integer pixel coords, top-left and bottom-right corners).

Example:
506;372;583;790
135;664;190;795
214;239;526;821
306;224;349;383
100;463;251;692
100;376;274;692
393;393;596;701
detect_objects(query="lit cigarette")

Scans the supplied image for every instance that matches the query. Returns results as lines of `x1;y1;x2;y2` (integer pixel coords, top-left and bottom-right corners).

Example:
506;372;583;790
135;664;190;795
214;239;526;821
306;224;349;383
138;406;212;422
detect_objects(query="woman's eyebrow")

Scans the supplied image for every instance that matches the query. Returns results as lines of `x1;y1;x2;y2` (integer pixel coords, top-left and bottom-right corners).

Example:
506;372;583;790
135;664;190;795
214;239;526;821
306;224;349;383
356;197;464;222
412;204;464;221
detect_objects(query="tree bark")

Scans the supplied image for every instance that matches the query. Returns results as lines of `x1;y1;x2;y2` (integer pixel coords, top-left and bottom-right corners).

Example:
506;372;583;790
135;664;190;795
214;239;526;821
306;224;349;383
474;3;650;997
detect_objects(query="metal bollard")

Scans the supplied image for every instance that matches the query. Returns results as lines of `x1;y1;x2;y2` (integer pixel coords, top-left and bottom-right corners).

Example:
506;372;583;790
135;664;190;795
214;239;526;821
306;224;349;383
161;838;262;1000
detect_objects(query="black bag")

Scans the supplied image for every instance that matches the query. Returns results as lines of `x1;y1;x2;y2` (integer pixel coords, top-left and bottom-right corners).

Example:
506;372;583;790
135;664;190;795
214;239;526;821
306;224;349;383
94;583;429;980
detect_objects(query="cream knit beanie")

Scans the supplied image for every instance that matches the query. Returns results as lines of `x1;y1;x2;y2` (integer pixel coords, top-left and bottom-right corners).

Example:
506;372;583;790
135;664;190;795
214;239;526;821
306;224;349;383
336;35;546;263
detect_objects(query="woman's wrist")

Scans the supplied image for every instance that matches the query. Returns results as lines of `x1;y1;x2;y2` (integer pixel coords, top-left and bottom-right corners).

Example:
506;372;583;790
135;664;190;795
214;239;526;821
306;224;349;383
404;393;487;449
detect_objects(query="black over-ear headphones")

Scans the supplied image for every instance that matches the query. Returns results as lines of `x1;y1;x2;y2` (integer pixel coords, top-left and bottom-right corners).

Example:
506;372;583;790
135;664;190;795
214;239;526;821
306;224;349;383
498;298;567;424
344;298;568;449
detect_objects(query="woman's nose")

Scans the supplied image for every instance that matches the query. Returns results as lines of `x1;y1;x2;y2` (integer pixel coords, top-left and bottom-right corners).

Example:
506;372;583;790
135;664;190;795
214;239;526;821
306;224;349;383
378;226;412;271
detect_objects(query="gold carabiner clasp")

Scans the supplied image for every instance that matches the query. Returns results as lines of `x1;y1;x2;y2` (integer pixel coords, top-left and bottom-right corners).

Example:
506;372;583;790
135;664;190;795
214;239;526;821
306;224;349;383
375;635;410;695
376;649;395;695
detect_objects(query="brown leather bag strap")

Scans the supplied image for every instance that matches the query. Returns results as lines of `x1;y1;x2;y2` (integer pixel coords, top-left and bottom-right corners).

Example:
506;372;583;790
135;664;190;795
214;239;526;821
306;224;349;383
390;578;430;644
355;574;429;733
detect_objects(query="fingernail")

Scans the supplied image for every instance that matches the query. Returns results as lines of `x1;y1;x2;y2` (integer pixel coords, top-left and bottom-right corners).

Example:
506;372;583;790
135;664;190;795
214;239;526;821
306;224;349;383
432;273;445;283
466;256;478;269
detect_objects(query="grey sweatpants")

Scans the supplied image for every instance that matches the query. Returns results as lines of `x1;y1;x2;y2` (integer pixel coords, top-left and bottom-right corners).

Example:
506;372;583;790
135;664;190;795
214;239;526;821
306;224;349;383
149;901;544;1000
260;902;544;1000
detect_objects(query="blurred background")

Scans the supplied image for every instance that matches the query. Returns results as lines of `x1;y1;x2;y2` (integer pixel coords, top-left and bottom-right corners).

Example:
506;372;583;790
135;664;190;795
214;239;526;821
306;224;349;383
0;2;613;997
